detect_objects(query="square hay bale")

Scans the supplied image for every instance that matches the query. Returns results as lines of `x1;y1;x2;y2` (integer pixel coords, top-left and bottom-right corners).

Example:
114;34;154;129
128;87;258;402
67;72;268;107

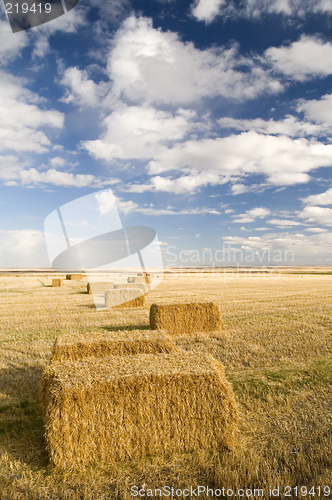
150;302;222;335
51;330;179;362
52;279;63;287
67;274;83;281
41;353;238;468
87;282;114;295
105;288;145;308
127;276;135;283
115;283;148;294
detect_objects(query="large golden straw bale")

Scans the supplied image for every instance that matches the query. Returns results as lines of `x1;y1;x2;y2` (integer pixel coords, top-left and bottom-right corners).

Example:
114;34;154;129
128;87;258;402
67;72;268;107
150;302;222;335
115;283;148;294
51;330;179;362
41;353;238;468
87;282;114;294
52;279;63;287
66;274;83;280
105;288;145;308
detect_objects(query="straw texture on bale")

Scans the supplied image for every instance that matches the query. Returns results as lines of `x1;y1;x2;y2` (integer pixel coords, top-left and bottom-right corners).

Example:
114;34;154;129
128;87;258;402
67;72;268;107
52;279;63;287
105;288;145;308
150;302;222;334
51;330;179;362
41;353;238;468
66;274;83;280
87;282;114;294
115;283;148;294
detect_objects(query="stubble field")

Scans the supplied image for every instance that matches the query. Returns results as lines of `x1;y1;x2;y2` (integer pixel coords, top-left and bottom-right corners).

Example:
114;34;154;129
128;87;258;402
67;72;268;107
0;271;331;499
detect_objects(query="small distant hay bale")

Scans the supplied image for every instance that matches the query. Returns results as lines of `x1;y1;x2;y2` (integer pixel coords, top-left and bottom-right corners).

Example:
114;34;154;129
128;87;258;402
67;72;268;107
115;283;148;294
150;302;222;335
41;353;238;468
66;274;83;281
105;288;145;308
52;279;63;287
137;272;154;277
51;330;179;362
87;282;114;295
127;276;135;283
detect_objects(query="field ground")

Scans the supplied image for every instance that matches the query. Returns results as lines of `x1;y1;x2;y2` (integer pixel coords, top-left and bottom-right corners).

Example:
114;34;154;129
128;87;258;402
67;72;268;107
0;271;331;499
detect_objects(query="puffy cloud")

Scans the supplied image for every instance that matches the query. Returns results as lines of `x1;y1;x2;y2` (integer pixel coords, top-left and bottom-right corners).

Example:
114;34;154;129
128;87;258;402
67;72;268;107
60;66;109;107
0;156;118;187
264;36;332;82
232;207;271;223
106;16;282;105
298;94;332;125
218;115;329;137
84;105;195;161
299;206;332;226
49;157;65;167
302;188;332;207
0;161;98;187
191;0;332;23
147;131;332;189
0;70;64;153
126;172;226;194
191;0;226;23
0;19;28;65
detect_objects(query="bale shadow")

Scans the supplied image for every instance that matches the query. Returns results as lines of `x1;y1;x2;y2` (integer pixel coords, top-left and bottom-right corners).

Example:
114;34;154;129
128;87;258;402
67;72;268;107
101;325;151;332
0;364;49;467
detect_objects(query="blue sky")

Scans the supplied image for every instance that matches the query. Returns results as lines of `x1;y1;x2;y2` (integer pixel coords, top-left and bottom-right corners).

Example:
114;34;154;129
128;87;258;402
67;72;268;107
1;0;332;267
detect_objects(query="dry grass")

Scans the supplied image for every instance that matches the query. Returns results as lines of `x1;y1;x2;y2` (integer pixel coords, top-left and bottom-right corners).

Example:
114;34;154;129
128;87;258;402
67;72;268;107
51;330;179;362
87;282;114;294
105;288;145;308
150;302;222;336
0;272;332;498
41;353;238;468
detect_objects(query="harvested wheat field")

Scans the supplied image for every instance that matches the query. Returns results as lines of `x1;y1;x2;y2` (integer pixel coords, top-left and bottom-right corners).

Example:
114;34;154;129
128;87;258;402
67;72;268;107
41;353;238;468
0;270;332;499
51;330;179;362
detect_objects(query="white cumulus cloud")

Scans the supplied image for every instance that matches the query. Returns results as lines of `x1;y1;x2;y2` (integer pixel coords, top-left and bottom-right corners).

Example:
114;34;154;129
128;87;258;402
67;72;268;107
264;35;332;82
84;105;195;161
106;15;282;105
